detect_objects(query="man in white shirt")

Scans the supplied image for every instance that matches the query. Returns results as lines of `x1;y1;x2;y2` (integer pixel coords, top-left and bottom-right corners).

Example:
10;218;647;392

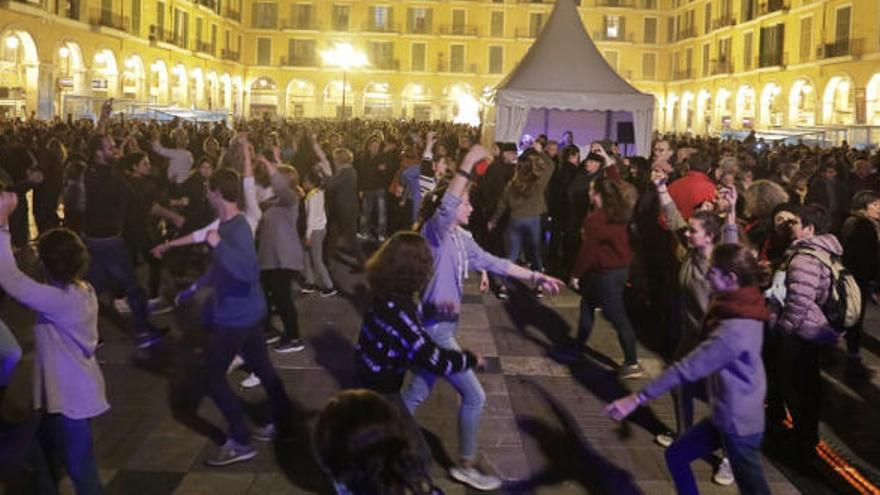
151;129;194;185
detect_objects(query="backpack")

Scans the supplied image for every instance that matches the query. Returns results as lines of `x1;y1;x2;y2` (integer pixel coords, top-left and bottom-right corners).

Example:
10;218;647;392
782;245;862;336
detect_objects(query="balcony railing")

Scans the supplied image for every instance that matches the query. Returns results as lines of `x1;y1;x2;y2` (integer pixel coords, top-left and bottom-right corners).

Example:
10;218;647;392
758;51;786;68
712;15;736;30
672;69;693;80
819;38;863;58
223;8;241;21
3;0;47;10
195;41;215;55
408;23;433;35
515;27;540;38
593;31;635;42
439;25;479;36
711;59;732;74
595;0;637;6
196;0;216;10
221;49;240;61
149;25;175;43
362;23;401;34
676;26;697;40
517;0;554;3
280;55;317;67
282;19;318;30
757;0;787;16
90;8;129;31
370;59;400;71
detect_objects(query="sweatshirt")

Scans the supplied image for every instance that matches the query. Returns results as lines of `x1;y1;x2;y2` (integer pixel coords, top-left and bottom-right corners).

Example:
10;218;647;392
204;214;267;327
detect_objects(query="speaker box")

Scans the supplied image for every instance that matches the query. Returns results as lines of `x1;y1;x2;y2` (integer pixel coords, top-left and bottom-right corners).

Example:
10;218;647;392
617;122;635;144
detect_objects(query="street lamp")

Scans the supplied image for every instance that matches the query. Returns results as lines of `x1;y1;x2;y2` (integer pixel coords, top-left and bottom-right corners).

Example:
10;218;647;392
320;42;367;118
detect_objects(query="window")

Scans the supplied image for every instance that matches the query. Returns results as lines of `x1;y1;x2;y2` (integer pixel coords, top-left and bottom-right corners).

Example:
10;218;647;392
759;23;784;66
702;43;710;76
741;0;754;22
643;17;657;43
225;29;230;50
332;4;350;31
368;41;395;69
604;50;619;71
718;36;731;63
743;31;753;69
196;17;203;44
131;0;141;33
704;2;711;33
291;4;313;29
604;15;623;39
211;24;217;52
256;37;271;65
491;11;504;37
287;39;315;65
667;17;675;42
370;6;392;29
489;46;503;73
529;13;544;37
450;44;465;72
643;0;657;8
452;8;465;30
174;8;189;47
642;52;656;78
252;2;277;29
834;6;850;42
799;16;812;62
411;43;426;71
156;1;165;29
686;47;693;74
409;8;432;33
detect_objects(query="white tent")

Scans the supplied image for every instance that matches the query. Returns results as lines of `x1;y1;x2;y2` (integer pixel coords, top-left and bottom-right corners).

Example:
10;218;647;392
494;0;654;157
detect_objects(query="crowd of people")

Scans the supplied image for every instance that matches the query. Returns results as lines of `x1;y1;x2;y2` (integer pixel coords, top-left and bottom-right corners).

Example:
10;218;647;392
0;101;877;494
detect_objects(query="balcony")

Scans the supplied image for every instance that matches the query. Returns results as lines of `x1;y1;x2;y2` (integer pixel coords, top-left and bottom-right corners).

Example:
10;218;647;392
223;8;241;22
370;59;401;71
758;51;786;68
439;25;479;37
221;49;240;61
676;26;697;40
2;0;47;10
710;59;732;74
672;68;693;80
712;15;736;30
280;55;317;67
90;9;129;32
757;0;787;16
517;0;554;3
408;23;433;35
593;31;635;42
197;0;216;10
362;23;401;34
595;0;636;7
282;19;318;30
516;27;541;38
149;25;175;43
819;38;863;58
195;41;215;55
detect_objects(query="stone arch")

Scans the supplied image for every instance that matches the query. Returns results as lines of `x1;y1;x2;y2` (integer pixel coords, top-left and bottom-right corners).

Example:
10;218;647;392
0;27;41;117
285;78;315;118
822;74;854;125
788;78;817;126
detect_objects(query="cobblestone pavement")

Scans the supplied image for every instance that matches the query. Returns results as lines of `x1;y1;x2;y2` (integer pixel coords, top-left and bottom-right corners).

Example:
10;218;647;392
3;257;876;494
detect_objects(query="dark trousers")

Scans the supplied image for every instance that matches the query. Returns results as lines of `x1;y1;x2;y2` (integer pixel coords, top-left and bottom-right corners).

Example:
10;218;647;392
666;419;770;495
260;269;300;342
85;236;157;335
204;323;293;445
770;332;823;450
29;413;106;495
331;215;365;265
576;268;638;365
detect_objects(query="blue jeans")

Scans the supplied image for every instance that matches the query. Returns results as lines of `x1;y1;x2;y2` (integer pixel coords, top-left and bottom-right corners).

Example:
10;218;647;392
506;216;543;272
0;319;21;387
85;236;157;335
576;268;638;365
666;419;771;495
401;321;485;461
360;189;387;238
30;413;106;495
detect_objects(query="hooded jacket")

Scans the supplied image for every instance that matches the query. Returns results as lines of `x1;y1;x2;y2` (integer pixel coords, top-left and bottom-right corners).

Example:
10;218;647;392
774;234;841;342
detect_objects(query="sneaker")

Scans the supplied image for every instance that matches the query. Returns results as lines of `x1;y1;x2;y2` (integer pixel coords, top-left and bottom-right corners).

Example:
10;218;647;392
227;355;245;374
135;327;168;349
113;298;131;314
319;288;338;298
205;439;257;467
618;363;645;379
240;373;261;389
275;339;305;354
535;286;544;298
496;287;509;300
264;333;281;345
252;423;276;442
655;431;675;448
148;297;174;315
712;458;735;486
450;465;503;491
300;285;317;294
377;234;387;242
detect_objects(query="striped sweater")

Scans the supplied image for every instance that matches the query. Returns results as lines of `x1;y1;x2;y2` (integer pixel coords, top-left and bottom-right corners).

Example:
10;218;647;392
356;296;477;394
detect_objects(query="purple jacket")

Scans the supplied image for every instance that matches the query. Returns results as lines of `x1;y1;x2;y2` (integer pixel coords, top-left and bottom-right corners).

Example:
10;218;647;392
774;234;840;342
421;193;510;322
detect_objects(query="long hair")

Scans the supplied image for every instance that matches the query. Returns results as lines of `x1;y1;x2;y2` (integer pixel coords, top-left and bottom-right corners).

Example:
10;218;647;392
365;232;434;301
710;243;768;287
509;155;542;197
593;176;634;224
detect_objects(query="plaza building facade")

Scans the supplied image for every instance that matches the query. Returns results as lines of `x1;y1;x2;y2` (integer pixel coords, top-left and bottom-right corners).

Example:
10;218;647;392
1;0;879;138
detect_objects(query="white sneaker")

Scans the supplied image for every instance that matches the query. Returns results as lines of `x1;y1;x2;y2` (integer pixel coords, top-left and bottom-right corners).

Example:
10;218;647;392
240;373;261;389
713;458;735;486
226;355;245;374
450;465;502;491
205;439;256;467
655;432;675;448
148;297;174;315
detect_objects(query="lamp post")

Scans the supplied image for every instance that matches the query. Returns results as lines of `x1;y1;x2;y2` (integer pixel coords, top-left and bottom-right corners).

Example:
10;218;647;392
320;42;367;119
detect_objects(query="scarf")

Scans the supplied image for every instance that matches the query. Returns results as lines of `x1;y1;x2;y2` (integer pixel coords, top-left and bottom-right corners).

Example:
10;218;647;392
704;286;770;331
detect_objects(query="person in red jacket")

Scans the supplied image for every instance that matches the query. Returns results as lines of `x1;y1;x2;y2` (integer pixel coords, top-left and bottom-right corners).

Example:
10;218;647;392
569;175;643;379
667;152;717;221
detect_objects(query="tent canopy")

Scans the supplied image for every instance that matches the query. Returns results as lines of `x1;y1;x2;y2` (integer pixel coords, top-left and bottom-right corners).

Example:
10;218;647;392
494;0;654;156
